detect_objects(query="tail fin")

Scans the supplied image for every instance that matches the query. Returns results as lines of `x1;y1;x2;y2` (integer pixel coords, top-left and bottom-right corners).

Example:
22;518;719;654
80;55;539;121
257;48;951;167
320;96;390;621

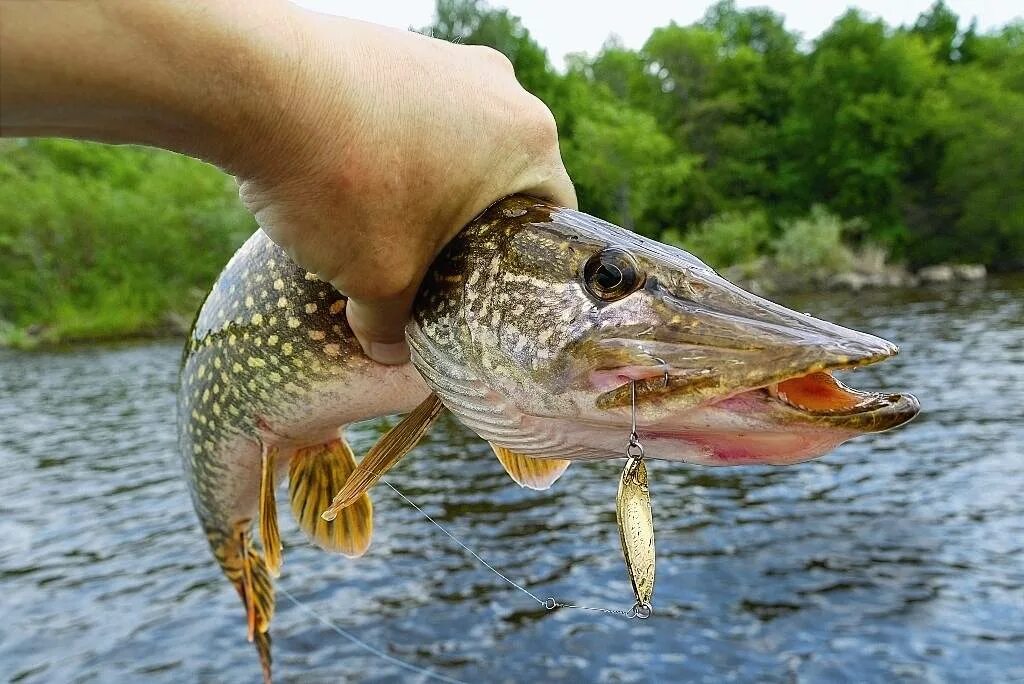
253;630;272;684
214;524;276;683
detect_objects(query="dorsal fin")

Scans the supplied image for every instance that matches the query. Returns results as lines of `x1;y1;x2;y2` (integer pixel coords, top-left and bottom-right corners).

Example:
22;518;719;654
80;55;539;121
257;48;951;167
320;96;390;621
289;439;373;557
321;393;445;521
491;444;571;490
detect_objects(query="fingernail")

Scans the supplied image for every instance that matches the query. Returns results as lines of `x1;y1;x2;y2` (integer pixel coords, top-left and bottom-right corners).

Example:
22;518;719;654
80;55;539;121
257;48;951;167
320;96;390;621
368;341;410;365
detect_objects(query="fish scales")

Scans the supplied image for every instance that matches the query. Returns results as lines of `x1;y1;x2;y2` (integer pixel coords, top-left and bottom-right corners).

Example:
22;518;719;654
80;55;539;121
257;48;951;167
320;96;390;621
178;228;427;680
179;196;918;681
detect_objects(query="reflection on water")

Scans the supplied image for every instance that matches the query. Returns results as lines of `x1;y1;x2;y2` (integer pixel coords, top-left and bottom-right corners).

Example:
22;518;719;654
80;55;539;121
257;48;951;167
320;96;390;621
1;278;1022;683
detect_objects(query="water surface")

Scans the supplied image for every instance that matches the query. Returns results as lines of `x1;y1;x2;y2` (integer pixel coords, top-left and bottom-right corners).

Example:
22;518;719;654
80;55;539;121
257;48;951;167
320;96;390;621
1;279;1022;683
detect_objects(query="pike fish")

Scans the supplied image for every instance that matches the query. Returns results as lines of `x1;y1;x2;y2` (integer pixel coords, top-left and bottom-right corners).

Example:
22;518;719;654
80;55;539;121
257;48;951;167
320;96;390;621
178;196;919;681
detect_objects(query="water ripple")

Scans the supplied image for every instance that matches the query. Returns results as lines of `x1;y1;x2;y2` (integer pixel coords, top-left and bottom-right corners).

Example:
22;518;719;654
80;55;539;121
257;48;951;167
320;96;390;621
1;279;1022;682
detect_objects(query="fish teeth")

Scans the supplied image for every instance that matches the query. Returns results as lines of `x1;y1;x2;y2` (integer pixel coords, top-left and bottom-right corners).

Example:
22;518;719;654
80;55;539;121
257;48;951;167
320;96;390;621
766;383;812;411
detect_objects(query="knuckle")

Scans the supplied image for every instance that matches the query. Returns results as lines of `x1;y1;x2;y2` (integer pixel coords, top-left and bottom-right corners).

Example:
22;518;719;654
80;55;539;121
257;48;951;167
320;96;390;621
521;98;560;151
345;261;419;302
236;179;267;214
474;45;514;72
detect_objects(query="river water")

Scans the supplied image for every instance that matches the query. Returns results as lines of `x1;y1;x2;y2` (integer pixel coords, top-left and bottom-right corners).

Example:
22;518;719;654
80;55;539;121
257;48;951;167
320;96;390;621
1;278;1021;683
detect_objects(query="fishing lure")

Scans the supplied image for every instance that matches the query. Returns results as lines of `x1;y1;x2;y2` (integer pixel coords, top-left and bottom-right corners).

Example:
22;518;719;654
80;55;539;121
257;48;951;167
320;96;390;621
180;197;919;679
616;381;655;618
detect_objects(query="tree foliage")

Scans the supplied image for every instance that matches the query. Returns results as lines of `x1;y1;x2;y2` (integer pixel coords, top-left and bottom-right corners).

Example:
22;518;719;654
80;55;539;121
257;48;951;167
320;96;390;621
2;0;1022;341
423;0;1022;270
0;139;254;340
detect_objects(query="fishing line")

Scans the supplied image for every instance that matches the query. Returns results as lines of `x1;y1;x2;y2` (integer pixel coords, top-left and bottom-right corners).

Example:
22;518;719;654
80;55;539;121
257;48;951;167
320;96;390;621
382;479;546;606
285;390;650;678
278;584;469;684
374;378;662;619
276;475;635;683
381;478;642;619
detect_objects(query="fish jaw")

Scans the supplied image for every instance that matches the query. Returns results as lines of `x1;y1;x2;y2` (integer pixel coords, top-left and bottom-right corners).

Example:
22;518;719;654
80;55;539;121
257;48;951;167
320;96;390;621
410;196;919;466
566;382;920;466
572;256;921;463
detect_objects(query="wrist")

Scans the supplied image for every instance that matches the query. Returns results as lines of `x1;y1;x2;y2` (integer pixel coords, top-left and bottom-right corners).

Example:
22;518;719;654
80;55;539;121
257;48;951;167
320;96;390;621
176;1;313;176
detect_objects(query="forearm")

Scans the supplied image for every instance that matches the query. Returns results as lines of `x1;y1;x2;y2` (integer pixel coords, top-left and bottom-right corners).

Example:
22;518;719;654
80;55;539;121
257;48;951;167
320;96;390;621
0;0;300;172
1;0;576;364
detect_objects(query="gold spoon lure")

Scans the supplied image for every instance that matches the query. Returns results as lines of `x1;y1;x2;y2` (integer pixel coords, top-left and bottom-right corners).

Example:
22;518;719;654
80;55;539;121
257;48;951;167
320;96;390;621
616;380;655;618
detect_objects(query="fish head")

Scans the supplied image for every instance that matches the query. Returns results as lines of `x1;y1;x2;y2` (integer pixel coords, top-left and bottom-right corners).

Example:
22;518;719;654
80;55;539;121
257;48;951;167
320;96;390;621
409;197;920;466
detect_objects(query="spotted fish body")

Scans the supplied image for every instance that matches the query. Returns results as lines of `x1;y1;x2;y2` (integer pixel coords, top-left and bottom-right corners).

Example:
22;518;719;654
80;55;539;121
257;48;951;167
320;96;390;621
180;233;427;528
180;196;918;681
178;233;428;679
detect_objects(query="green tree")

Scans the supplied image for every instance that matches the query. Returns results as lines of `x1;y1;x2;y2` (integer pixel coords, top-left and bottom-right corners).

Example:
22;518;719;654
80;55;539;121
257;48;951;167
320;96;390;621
960;21;1024;91
0;139;252;341
562;100;698;235
642;2;800;213
920;68;1024;268
911;1;962;63
422;0;558;103
780;11;943;250
587;38;663;110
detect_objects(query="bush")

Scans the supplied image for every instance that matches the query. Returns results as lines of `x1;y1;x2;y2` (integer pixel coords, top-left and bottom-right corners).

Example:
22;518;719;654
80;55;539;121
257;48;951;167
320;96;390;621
665;210;769;269
0;139;254;343
772;205;855;279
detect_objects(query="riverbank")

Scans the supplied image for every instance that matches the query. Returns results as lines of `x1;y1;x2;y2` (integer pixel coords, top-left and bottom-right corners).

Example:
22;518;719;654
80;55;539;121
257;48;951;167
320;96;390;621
2;268;1008;350
0;311;193;350
724;260;989;297
0;140;252;351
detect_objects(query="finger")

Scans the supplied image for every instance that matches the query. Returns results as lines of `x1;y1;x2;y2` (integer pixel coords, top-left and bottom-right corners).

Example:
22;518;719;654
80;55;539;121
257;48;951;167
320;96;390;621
344;296;412;365
523;164;577;210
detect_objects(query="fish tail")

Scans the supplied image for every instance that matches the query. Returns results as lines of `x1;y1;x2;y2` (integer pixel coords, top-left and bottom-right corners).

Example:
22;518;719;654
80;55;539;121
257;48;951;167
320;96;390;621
254;630;272;684
211;522;276;682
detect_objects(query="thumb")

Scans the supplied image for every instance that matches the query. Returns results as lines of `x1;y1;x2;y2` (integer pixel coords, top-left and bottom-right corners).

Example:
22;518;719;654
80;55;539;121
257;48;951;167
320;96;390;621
344;295;413;365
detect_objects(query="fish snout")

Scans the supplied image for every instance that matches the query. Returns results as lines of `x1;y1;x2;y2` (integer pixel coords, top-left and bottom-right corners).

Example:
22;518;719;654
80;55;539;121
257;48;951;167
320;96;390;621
649;275;899;372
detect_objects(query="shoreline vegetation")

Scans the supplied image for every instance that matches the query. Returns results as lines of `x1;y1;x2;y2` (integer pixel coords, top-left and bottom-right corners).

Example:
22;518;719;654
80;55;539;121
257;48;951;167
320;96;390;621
2;0;1021;348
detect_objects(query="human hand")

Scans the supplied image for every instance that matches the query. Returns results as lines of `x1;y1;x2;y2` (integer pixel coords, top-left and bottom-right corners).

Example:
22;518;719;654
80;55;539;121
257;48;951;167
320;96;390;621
0;1;575;364
232;11;576;364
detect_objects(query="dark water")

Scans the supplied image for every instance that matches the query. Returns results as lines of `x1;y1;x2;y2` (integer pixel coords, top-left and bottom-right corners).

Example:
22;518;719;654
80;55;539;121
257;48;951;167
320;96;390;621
2;279;1022;683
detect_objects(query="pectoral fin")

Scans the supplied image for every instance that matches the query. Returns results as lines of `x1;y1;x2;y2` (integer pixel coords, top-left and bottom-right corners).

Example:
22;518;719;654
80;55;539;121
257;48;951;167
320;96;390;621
321;393;444;521
490;444;570;490
289;439;373;558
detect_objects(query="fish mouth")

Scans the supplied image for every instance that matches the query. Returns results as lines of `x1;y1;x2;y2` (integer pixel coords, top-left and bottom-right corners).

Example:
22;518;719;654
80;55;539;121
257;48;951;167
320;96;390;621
727;367;919;431
596;352;920;433
587;267;921;434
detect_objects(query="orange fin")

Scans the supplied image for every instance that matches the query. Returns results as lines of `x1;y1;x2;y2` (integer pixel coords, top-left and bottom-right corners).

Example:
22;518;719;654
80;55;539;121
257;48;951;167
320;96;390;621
236;529;275;639
259;446;283;577
218;525;275;682
254;630;272;684
289;439;373;558
321;393;444;520
491;444;571;490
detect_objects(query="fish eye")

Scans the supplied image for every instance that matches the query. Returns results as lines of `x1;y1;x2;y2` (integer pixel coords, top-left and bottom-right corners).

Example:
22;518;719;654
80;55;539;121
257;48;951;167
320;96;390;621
582;248;645;302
